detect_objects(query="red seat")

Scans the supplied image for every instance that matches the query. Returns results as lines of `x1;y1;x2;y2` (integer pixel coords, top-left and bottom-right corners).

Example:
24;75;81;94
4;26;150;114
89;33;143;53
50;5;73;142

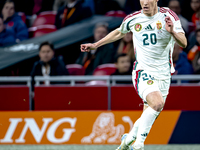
105;10;127;18
18;12;26;23
28;25;57;37
66;64;85;75
93;64;117;75
32;11;57;27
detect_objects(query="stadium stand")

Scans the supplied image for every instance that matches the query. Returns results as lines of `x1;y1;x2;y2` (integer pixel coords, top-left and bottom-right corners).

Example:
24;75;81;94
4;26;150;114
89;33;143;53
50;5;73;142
0;15;123;71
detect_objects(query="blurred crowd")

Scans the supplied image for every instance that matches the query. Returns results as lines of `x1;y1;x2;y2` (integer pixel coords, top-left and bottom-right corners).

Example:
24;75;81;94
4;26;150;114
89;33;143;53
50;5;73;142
1;0;200;81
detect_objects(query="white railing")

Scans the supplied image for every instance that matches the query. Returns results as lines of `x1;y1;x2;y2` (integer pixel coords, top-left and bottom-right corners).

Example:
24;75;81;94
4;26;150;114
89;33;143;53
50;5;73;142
34;75;200;86
0;75;200;86
35;76;111;86
0;76;31;86
171;75;200;85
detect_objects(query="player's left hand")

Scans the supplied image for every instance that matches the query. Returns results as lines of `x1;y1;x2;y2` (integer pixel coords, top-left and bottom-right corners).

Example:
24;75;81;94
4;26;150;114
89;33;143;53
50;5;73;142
165;16;174;34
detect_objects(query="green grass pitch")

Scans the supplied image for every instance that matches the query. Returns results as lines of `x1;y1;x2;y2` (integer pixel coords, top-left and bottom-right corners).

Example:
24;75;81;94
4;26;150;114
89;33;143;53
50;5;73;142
0;145;200;150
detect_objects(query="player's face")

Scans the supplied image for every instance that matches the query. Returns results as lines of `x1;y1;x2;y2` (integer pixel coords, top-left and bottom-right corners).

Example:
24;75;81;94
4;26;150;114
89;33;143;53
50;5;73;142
116;56;131;73
2;2;15;19
0;18;4;33
39;45;54;63
94;26;108;42
191;0;200;12
140;0;159;16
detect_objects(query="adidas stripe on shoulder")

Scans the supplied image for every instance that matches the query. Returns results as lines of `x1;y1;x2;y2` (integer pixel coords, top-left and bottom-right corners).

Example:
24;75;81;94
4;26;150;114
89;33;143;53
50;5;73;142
160;7;179;21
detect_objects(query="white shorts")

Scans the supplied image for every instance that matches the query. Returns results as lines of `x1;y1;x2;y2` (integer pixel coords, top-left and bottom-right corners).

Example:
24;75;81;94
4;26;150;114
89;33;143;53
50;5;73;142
132;69;170;105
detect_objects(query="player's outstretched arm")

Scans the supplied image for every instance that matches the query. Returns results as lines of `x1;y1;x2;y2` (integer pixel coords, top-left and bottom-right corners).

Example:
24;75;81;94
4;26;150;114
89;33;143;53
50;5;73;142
165;16;187;48
80;28;125;52
171;32;187;48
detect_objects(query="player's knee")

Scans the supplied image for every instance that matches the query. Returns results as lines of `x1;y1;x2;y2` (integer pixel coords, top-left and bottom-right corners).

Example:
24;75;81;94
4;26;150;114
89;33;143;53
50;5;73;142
146;91;164;112
152;100;164;112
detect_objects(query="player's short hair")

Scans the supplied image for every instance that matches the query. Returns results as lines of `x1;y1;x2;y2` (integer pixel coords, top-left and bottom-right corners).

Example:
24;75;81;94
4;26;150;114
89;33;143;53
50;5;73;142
114;53;128;63
39;41;54;51
94;22;109;32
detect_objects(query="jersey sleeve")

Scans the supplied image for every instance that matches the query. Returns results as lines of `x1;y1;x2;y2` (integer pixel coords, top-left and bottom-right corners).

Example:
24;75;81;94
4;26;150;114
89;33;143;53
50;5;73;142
173;20;185;33
167;9;185;33
117;16;132;34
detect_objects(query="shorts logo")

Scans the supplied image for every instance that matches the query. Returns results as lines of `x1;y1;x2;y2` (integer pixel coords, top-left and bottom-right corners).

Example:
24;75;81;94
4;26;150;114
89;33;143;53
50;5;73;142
156;21;162;30
147;80;154;85
135;23;142;32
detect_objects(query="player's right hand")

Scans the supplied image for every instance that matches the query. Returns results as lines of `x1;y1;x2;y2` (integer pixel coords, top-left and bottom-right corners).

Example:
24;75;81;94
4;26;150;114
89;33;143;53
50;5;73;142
80;43;97;52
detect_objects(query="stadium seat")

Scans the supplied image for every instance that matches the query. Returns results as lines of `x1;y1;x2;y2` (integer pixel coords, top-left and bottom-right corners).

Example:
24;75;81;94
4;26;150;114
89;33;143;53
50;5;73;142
28;25;57;37
18;12;26;23
66;64;85;75
105;10;127;18
93;64;117;75
32;11;57;27
86;64;116;85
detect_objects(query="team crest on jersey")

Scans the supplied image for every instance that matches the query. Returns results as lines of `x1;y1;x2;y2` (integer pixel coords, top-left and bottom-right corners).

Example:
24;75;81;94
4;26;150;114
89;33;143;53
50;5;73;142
147;80;154;85
135;23;142;32
156;21;162;30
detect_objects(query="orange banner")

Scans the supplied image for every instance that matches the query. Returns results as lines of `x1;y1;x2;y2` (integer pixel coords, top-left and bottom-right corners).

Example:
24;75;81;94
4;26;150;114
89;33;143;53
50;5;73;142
0;111;180;144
